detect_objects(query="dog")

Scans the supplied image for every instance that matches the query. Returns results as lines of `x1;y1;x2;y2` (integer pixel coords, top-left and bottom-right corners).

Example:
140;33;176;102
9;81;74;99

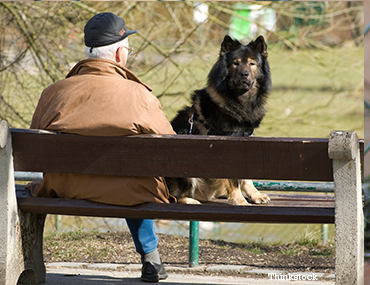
166;35;271;206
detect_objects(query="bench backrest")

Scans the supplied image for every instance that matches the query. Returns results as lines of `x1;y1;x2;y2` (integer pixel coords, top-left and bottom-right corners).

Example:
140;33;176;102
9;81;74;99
10;129;364;182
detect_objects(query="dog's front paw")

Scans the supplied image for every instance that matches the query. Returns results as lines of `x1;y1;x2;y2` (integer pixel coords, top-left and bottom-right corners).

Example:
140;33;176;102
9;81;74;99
249;193;270;204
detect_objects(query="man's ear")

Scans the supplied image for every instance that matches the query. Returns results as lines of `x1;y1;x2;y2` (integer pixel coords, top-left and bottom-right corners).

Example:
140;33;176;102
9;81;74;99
115;46;124;63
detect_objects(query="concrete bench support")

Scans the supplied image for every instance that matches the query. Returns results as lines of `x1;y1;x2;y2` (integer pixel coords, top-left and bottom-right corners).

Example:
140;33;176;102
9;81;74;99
0;121;46;285
329;131;364;285
17;212;46;284
0;121;24;285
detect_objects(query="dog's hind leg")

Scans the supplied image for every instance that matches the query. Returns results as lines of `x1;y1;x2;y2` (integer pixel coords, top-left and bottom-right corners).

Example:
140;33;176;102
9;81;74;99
225;179;249;206
166;177;203;204
241;179;270;204
177;197;202;205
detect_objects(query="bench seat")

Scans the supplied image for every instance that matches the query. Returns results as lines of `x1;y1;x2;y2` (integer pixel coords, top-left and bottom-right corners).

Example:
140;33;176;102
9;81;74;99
16;185;335;224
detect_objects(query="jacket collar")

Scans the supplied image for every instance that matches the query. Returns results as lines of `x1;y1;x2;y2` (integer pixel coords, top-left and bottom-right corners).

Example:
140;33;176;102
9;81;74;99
66;58;152;92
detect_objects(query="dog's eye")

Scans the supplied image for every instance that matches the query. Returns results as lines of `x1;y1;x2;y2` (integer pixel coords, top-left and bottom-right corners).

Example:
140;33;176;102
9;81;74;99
233;61;239;66
249;62;256;66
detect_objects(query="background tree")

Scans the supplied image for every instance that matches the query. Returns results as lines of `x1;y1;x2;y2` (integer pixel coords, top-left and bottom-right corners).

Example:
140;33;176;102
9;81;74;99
0;1;363;130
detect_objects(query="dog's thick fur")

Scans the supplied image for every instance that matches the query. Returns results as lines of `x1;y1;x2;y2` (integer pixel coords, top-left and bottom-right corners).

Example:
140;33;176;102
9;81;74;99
167;35;271;205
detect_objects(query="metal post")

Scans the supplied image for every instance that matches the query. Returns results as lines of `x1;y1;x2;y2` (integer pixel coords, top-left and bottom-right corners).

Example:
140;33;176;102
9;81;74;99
321;224;328;243
189;221;199;267
55;215;62;231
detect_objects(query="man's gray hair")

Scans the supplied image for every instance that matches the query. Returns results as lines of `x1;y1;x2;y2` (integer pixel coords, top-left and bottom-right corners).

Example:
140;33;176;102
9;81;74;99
84;38;128;59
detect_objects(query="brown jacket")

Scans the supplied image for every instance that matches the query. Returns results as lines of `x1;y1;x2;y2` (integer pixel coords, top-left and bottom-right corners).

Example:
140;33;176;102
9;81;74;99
27;58;176;206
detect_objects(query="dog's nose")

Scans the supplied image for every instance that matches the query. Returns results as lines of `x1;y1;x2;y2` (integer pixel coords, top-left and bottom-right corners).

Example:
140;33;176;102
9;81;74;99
239;70;249;77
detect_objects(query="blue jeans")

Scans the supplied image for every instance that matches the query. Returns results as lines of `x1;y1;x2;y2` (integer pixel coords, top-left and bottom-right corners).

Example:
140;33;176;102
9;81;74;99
126;218;158;255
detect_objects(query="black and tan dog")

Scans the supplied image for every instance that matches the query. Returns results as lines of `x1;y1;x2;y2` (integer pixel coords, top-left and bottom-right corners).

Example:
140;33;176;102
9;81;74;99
167;35;271;206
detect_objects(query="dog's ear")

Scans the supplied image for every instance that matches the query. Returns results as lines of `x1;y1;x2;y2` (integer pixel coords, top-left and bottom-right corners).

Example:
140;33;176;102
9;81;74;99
220;35;241;56
250;35;268;57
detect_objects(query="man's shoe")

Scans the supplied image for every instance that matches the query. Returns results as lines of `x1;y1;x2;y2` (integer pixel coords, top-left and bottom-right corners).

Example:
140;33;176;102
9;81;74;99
141;261;168;282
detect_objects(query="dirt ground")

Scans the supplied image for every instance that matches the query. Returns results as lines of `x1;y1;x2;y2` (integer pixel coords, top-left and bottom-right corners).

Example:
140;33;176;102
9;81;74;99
43;231;334;275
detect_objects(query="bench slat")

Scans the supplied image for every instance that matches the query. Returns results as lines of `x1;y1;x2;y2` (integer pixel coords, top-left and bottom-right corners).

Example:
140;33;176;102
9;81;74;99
16;186;334;224
11;130;339;181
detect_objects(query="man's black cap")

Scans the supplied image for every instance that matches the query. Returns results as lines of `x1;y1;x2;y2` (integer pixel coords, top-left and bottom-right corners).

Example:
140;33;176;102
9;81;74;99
84;12;136;48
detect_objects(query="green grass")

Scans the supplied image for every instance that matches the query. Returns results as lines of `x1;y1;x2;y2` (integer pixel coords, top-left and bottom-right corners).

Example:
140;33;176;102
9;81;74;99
281;249;296;256
44;229;118;261
260;45;363;138
296;229;321;247
208;234;334;257
43;229;334;263
44;228;95;241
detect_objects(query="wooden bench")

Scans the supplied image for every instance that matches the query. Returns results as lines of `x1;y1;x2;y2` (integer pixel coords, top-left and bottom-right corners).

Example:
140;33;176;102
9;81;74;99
0;120;364;285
